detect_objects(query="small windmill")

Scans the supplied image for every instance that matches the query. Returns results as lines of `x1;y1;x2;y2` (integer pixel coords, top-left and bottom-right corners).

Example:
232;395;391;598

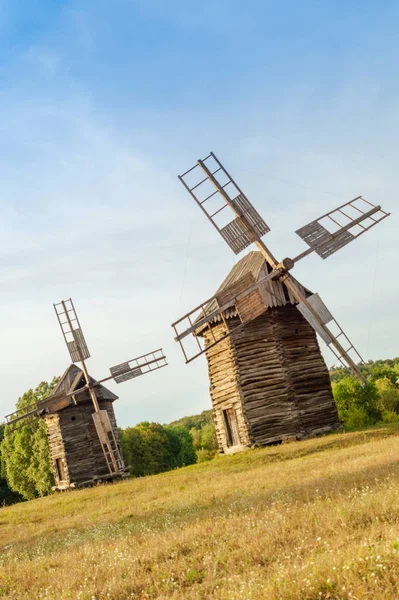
172;152;390;452
5;298;167;488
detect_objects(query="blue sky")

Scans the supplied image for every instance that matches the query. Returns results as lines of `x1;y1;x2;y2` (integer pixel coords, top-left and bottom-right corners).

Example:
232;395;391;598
0;0;397;426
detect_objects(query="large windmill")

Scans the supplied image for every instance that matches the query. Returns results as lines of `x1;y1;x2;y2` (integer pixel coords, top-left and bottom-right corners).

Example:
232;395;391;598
5;298;167;489
172;152;390;453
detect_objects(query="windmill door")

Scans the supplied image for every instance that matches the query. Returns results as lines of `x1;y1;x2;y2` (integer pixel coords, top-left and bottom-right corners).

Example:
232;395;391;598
223;408;240;447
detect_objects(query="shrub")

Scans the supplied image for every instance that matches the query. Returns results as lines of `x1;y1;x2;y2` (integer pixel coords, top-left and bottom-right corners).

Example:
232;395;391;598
333;377;382;429
196;448;216;463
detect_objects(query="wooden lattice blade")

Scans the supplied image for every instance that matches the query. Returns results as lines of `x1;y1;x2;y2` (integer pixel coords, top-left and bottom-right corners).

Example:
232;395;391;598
109;349;167;384
54;298;91;362
296;291;369;385
4;403;40;426
295;196;390;260
92;410;124;473
178;152;271;255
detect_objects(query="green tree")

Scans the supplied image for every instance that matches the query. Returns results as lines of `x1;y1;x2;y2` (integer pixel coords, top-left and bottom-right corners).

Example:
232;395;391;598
375;377;399;414
167;426;197;466
371;364;398;385
333;377;382;429
169;410;214;432
1;379;58;500
120;423;158;477
120;422;196;477
189;427;201;449
0;424;22;506
169;409;218;462
200;423;218;453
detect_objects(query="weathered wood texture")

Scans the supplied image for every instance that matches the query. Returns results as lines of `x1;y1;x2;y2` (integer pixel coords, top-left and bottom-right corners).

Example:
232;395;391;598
203;326;250;453
203;304;339;453
45;392;122;489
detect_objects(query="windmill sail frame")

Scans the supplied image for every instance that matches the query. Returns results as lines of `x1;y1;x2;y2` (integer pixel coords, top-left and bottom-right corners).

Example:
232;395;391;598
54;299;91;362
110;349;167;384
296;292;368;381
295;196;390;260
179;152;271;255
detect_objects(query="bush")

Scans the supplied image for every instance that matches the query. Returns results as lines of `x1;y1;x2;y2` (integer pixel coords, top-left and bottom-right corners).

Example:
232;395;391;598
375;377;399;413
381;410;399;424
196;448;216;463
333;377;382;429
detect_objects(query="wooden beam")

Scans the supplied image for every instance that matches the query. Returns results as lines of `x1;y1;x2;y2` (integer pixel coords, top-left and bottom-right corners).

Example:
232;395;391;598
173;268;281;342
293;205;386;264
281;274;368;385
197;155;280;269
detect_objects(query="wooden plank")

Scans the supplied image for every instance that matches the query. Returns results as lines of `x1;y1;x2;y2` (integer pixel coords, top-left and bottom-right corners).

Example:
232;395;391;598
236;289;266;323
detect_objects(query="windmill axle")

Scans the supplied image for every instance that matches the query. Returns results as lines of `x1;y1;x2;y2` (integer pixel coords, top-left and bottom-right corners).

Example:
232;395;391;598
276;257;295;273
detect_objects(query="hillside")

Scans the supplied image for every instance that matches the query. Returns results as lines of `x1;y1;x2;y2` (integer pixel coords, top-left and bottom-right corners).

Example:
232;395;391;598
1;425;399;599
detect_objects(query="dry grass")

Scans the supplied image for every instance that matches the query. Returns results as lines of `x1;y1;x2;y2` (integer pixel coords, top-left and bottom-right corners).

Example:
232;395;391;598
1;425;399;599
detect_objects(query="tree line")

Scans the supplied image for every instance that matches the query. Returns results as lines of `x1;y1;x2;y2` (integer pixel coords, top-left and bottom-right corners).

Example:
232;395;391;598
1;357;399;505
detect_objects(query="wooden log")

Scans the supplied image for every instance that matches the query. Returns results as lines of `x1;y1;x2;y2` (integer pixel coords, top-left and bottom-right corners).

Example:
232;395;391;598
201;302;339;453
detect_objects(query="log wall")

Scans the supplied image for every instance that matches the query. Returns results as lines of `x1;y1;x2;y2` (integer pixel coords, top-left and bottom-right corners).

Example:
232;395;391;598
204;305;340;452
273;305;339;438
203;326;250;453
45;396;122;488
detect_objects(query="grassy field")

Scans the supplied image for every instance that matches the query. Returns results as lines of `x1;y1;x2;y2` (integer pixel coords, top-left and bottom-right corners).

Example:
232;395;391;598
1;425;399;599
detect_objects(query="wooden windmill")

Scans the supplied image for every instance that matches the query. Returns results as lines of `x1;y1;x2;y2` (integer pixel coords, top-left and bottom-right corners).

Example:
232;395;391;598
5;298;167;489
172;152;390;453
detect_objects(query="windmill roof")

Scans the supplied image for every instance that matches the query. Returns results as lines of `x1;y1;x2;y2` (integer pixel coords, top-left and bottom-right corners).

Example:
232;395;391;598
197;251;311;329
215;251;268;297
38;364;118;412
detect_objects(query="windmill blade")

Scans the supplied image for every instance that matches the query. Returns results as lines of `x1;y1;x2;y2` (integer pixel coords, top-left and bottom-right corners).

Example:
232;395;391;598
172;268;280;363
4;403;41;428
54;298;91;362
110;349;167;384
295;196;390;260
178;152;271;255
92;410;125;472
294;291;368;385
4;389;81;427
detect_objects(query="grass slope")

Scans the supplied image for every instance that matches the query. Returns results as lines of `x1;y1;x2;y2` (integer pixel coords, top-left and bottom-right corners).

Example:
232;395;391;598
1;425;399;599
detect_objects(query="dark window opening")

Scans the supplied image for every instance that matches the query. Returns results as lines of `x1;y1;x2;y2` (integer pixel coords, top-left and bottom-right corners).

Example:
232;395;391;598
55;457;65;482
222;408;240;447
75;376;86;391
282;284;291;303
295;328;299;334
71;416;76;421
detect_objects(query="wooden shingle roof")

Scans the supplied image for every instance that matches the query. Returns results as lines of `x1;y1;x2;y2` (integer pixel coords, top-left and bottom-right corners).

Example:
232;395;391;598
37;364;118;413
202;251;311;325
